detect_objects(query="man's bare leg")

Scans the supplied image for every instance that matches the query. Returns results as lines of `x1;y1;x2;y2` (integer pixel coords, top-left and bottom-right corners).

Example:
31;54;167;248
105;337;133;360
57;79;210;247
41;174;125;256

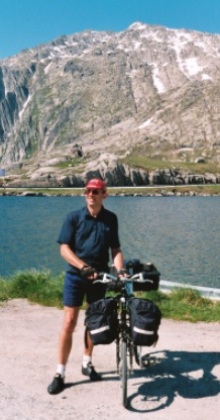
58;306;80;366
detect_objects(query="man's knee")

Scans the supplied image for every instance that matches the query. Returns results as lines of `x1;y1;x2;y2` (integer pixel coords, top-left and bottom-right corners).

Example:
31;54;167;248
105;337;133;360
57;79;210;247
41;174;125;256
63;307;79;333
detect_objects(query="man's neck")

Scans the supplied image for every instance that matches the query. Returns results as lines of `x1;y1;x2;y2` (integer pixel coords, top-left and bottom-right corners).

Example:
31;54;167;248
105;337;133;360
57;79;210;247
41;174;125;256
87;204;102;217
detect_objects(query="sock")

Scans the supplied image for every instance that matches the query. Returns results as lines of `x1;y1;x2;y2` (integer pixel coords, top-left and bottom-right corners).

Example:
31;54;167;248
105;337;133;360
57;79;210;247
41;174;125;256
82;355;91;368
56;364;65;378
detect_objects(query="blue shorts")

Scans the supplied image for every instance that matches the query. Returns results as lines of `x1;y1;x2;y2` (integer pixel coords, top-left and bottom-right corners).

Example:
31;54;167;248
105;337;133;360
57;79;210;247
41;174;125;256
63;272;107;307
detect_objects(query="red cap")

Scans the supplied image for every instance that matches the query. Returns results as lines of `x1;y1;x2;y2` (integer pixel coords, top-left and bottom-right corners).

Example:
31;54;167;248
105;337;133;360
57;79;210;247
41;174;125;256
85;178;107;190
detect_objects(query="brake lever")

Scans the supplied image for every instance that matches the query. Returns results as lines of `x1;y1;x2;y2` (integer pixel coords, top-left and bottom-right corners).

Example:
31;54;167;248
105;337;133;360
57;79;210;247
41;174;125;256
93;272;118;284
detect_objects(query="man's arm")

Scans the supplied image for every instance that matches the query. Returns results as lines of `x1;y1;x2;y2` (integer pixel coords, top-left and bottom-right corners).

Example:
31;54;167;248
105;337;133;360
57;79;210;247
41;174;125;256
60;244;86;270
60;244;97;279
111;247;124;272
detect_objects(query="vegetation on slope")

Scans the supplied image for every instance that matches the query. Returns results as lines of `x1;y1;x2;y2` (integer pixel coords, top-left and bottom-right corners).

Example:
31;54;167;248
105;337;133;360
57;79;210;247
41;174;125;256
1;270;220;322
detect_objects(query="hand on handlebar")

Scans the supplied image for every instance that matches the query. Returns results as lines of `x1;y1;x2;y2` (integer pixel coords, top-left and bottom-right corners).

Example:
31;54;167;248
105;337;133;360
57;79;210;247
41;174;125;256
80;265;98;280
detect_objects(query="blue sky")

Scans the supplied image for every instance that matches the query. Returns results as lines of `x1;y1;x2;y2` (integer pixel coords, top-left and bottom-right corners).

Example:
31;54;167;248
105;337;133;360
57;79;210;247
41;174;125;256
1;0;220;59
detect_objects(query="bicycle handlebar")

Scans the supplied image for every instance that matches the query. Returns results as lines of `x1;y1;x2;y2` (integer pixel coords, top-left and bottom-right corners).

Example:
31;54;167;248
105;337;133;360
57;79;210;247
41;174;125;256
93;272;152;285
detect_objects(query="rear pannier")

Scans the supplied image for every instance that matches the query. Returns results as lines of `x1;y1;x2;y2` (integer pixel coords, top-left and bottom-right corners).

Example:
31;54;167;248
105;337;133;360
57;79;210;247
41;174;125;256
128;297;161;346
85;297;118;345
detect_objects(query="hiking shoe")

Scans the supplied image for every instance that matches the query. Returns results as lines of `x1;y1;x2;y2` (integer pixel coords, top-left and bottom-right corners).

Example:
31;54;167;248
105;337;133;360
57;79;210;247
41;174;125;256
47;373;65;394
81;362;102;381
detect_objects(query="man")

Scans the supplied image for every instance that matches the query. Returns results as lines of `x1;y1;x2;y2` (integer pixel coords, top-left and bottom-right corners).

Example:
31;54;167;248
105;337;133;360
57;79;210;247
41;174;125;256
48;178;126;394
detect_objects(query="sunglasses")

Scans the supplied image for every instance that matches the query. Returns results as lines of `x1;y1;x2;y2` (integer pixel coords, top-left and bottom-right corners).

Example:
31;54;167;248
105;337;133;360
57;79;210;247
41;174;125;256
84;188;102;195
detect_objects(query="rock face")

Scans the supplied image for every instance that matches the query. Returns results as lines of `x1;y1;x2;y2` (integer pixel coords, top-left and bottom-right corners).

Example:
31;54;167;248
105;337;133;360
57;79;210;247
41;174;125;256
6;153;220;188
1;22;220;185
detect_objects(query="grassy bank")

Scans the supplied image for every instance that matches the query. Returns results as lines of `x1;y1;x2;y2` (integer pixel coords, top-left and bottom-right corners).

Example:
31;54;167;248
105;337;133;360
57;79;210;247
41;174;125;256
0;270;220;322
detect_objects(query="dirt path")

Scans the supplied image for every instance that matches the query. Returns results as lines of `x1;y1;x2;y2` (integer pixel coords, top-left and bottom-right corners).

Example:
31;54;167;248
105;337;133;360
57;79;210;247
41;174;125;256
0;299;219;420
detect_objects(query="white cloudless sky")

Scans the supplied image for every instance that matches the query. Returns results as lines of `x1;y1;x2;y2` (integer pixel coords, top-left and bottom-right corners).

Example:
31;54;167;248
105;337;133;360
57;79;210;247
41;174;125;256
1;0;220;58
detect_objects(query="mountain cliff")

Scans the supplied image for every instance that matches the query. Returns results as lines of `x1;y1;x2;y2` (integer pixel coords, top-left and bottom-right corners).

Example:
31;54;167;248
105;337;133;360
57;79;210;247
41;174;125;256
1;22;220;186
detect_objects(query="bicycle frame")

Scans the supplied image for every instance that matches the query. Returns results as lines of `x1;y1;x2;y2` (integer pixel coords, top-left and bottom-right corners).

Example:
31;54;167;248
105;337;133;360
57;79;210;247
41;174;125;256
115;282;135;371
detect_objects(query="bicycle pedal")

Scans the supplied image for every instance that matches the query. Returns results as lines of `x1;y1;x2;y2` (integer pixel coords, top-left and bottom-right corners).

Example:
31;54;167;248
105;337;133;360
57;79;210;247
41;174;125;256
141;356;156;368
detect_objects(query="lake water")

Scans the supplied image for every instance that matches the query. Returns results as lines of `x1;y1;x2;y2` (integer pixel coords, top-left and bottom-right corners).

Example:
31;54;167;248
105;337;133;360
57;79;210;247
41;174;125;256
1;195;220;289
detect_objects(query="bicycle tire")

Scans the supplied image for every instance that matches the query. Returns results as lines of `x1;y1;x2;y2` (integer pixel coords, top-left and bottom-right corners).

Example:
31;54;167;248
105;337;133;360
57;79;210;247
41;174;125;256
121;340;128;408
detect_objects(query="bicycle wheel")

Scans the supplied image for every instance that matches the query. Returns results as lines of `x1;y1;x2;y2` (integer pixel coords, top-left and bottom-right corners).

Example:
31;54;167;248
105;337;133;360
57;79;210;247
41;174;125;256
121;339;128;408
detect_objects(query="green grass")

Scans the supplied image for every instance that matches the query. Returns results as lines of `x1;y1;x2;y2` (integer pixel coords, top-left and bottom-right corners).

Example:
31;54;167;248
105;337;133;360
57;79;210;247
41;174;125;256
55;158;83;169
121;154;220;175
140;289;220;322
0;271;63;308
0;271;220;322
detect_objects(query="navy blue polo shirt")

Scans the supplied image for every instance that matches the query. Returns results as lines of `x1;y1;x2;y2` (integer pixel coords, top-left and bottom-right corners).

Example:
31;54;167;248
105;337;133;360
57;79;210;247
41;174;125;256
57;205;120;273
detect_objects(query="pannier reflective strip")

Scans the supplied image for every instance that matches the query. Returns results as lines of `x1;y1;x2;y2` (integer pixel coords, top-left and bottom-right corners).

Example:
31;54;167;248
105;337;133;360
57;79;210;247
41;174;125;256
133;327;154;336
90;326;110;335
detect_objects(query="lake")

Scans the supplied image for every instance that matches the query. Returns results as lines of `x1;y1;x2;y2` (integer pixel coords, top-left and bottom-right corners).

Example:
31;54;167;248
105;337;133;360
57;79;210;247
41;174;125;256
1;195;220;289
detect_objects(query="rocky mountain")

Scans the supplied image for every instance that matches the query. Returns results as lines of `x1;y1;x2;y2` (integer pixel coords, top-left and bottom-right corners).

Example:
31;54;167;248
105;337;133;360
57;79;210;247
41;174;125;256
1;22;220;186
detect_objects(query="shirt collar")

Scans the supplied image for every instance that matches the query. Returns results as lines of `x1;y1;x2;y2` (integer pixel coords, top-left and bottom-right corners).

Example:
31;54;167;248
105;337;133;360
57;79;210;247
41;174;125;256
84;205;105;219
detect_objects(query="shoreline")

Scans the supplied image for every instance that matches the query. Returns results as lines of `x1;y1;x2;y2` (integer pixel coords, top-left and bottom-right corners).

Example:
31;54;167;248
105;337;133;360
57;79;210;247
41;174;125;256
1;184;220;197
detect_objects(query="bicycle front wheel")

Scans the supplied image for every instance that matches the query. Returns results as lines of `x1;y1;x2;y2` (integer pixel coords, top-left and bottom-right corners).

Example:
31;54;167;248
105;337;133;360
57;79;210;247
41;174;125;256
121;340;128;408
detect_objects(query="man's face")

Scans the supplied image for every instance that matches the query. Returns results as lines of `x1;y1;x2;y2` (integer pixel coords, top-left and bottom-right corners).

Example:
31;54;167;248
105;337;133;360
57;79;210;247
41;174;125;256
84;188;107;208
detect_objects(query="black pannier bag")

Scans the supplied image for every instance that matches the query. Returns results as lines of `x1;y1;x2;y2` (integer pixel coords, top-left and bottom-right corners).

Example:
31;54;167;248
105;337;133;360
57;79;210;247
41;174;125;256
85;297;118;345
125;259;160;291
128;297;161;346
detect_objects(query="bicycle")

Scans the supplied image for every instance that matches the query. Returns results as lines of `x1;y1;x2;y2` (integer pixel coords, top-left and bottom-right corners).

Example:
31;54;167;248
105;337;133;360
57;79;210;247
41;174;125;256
90;271;161;408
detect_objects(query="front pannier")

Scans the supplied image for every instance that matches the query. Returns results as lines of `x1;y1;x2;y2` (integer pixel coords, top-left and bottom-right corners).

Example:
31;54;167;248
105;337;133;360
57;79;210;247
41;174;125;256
85;298;118;345
128;297;161;346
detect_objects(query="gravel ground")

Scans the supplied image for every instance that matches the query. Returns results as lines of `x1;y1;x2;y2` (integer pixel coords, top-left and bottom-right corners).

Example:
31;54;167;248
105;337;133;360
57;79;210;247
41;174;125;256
0;299;220;420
